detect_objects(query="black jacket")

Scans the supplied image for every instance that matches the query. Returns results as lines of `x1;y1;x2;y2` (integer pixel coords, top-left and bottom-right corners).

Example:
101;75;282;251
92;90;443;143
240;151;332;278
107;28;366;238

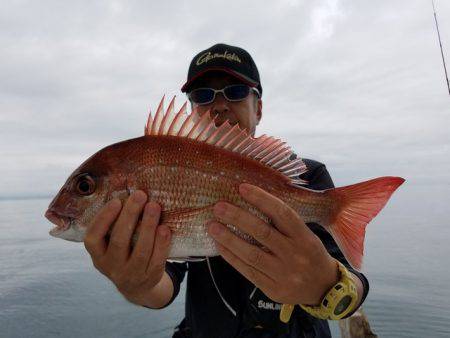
162;159;369;338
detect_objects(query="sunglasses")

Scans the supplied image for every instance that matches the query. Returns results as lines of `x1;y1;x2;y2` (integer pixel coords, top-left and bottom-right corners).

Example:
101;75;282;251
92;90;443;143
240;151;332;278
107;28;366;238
188;84;260;105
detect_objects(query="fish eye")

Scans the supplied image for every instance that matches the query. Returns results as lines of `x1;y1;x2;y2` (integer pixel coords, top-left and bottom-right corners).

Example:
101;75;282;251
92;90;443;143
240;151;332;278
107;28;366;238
75;174;95;196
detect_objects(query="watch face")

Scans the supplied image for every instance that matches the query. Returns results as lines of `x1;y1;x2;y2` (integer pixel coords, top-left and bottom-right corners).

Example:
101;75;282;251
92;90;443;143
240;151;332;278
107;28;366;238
334;295;353;316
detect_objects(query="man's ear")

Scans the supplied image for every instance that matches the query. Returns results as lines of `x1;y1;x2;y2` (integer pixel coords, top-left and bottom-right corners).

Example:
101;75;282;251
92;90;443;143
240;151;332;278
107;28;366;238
256;99;262;125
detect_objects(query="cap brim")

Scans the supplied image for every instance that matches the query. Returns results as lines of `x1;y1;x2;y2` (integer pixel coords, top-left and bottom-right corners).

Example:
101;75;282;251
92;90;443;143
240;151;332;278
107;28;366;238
181;67;258;92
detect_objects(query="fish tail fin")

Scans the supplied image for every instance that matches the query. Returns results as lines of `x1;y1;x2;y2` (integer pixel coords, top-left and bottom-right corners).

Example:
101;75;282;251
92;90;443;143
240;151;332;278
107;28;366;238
327;176;405;270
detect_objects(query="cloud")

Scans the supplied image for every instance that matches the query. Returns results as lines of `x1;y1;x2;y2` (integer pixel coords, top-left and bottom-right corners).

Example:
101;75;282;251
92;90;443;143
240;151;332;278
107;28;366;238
1;0;449;196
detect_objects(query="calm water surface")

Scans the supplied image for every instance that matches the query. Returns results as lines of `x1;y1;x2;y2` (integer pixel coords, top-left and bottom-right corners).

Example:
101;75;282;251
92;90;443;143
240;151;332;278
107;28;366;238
1;182;449;337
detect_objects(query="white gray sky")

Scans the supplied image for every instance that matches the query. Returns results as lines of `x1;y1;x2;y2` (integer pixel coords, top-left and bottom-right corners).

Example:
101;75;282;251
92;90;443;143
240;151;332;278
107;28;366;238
1;0;449;197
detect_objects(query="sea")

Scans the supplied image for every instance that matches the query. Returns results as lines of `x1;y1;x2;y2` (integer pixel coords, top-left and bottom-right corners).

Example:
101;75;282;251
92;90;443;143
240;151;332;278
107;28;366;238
1;182;449;337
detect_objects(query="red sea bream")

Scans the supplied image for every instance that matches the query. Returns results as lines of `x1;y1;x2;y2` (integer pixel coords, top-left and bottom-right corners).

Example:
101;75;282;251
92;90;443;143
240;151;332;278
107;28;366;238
45;97;404;270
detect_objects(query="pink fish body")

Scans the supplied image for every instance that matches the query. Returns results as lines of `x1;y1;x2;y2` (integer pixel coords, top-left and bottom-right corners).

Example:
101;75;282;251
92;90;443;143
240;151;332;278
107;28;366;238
45;97;404;270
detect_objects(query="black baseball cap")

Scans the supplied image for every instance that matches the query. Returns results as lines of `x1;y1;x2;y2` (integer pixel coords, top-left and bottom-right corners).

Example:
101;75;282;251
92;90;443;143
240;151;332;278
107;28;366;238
181;43;262;96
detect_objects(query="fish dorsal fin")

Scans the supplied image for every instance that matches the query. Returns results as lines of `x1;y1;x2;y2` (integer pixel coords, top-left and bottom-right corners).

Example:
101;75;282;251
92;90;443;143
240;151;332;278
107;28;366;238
144;96;308;185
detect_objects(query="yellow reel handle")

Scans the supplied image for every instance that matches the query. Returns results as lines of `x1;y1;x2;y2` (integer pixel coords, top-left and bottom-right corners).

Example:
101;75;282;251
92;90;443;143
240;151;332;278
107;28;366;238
279;304;295;323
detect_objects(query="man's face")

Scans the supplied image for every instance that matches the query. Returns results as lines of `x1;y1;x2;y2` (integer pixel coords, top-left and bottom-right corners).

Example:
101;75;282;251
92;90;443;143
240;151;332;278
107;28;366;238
188;72;262;136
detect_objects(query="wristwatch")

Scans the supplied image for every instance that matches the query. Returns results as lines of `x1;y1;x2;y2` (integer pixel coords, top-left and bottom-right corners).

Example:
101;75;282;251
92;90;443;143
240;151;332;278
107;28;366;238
299;260;358;320
279;260;358;323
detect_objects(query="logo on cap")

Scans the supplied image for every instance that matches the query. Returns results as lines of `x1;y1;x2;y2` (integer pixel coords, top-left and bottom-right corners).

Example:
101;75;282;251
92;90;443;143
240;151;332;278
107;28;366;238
196;50;242;66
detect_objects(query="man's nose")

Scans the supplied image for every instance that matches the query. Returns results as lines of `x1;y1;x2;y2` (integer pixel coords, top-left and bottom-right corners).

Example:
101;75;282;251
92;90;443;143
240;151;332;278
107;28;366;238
211;93;230;115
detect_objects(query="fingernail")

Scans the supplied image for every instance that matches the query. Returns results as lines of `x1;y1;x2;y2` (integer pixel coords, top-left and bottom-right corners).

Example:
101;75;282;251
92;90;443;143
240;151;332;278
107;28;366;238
208;222;223;236
239;183;251;195
158;227;169;241
132;190;147;203
214;202;227;216
145;203;159;217
109;199;121;209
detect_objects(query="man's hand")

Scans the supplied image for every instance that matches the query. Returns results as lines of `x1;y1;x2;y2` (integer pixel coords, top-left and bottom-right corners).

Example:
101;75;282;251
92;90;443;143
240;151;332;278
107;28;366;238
83;190;173;308
207;183;363;306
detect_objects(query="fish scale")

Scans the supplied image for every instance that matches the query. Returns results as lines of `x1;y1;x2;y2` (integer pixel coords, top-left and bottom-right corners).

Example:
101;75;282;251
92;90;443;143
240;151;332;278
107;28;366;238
112;140;260;257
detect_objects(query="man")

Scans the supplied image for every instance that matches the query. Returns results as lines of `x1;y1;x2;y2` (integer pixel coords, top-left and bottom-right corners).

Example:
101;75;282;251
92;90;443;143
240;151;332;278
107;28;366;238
84;43;369;338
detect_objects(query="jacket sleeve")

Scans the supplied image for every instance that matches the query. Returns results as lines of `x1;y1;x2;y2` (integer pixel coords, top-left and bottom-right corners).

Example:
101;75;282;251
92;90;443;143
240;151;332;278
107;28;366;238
302;160;370;318
164;261;188;307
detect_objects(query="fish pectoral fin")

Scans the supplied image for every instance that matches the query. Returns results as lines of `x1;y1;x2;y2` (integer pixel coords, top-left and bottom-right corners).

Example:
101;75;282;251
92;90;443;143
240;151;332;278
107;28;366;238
161;205;214;226
162;205;212;220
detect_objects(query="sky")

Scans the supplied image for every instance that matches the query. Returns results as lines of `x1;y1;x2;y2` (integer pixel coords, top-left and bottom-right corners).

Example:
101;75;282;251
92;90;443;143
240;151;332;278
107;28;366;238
0;0;449;197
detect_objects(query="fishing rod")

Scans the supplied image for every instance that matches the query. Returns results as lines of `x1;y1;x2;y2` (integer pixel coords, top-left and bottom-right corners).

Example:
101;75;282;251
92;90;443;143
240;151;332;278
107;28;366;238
431;0;450;95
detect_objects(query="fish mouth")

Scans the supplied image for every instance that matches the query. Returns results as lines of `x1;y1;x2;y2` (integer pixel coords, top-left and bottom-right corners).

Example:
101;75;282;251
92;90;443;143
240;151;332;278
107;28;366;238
45;209;74;237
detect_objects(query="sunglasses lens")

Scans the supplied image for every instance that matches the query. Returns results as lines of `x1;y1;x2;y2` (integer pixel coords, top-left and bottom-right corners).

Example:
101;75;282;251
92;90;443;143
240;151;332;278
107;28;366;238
189;88;215;104
224;85;250;101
